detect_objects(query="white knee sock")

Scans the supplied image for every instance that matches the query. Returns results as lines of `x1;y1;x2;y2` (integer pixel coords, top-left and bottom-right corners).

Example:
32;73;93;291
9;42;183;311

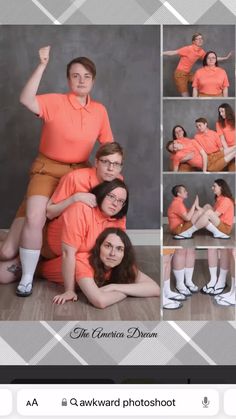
173;268;186;290
164;278;183;298
185;267;195;286
19;247;40;287
216;268;228;288
207;266;217;287
206;223;220;235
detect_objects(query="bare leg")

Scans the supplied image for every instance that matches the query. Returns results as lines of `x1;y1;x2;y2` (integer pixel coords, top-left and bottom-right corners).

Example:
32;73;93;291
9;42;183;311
181;92;189;97
0;257;21;284
0;218;24;260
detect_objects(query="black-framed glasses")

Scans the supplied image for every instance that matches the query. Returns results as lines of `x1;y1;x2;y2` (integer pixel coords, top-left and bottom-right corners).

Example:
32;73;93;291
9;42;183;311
99;159;123;169
106;192;126;207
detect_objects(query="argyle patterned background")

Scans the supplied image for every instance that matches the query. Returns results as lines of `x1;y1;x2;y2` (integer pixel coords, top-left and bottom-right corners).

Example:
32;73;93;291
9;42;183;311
0;0;235;365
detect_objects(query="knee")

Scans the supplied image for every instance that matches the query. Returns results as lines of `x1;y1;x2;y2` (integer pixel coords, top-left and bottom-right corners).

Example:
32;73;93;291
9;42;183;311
25;210;46;229
0;243;17;261
203;204;211;211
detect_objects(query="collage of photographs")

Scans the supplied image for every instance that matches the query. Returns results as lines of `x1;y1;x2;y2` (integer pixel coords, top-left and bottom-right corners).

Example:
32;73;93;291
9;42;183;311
0;24;235;323
162;25;236;321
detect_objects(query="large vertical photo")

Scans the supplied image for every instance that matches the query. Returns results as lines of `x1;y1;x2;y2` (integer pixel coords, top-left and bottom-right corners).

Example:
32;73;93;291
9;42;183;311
0;25;160;321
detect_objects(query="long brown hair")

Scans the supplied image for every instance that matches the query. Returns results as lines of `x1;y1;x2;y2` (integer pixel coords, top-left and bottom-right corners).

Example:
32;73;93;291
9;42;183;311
89;228;137;287
214;179;234;203
218;103;235;129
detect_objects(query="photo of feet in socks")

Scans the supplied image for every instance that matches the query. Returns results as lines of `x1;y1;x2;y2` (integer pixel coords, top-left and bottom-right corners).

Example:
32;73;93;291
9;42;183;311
163;100;235;172
163;173;235;247
163;247;235;320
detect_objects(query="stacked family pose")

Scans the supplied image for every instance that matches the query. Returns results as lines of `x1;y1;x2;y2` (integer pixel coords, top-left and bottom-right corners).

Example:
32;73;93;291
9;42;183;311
163;32;231;97
163;248;235;310
166;104;236;172
167;179;234;240
0;46;159;307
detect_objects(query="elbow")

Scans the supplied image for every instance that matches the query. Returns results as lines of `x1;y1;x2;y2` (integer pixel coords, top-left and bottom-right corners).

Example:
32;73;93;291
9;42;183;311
90;295;107;309
46;207;54;220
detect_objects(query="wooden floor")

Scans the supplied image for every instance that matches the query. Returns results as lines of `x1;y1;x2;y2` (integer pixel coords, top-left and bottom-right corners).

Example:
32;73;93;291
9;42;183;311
163;260;235;321
163;225;236;248
0;246;160;321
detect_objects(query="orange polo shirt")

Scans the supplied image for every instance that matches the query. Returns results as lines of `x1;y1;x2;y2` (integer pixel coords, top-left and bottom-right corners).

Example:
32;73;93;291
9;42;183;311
36;93;113;163
192;67;229;95
216;122;235;147
75;252;111;282
214;195;234;226
194;129;222;154
176;44;205;73
171;138;203;169
167;196;188;232
46;202;126;256
51;167;123;205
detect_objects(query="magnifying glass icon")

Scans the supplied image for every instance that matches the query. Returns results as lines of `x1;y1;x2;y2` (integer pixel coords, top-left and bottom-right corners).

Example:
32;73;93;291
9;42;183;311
70;398;78;406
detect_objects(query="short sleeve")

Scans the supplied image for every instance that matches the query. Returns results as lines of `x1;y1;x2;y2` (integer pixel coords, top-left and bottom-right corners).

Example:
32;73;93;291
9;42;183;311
97;106;113;143
61;203;88;250
214;199;230;215
75;253;94;281
222;70;229;88
177;46;189;56
36;94;62;121
51;172;78;204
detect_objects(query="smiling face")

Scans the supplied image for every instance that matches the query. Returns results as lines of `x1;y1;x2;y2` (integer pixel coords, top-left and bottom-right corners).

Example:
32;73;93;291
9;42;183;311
101;187;127;217
206;52;217;67
95;153;123;182
212;182;222;196
68;63;94;97
99;233;125;269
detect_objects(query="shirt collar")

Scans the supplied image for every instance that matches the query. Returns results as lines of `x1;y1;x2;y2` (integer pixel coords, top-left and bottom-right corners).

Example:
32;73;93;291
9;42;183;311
67;93;92;112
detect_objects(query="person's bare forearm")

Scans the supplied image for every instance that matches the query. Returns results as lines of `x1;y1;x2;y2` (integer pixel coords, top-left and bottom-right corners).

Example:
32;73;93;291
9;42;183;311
47;196;75;220
20;64;46;107
62;249;76;292
223;87;228;97
103;282;160;298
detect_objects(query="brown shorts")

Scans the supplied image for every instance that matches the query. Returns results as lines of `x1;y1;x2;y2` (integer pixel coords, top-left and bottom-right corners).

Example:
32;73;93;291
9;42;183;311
174;70;193;93
217;222;232;235
178;163;195;172
199;93;223;97
171;221;192;235
15;153;91;218
207;151;226;172
163;248;175;256
226;159;235;172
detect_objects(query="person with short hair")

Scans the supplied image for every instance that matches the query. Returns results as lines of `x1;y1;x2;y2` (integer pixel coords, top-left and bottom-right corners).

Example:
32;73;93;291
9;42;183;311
46;228;160;308
0;46;113;297
166;122;236;172
194;118;236;171
167;185;199;236
163;33;231;97
174;179;235;240
192;51;229;97
46;141;124;220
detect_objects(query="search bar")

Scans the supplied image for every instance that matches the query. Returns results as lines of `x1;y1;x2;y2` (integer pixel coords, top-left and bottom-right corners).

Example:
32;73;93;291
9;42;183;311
0;389;12;416
17;388;219;416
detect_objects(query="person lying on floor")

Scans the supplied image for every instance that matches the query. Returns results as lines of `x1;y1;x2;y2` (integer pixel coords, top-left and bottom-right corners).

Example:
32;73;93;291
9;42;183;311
40;227;160;308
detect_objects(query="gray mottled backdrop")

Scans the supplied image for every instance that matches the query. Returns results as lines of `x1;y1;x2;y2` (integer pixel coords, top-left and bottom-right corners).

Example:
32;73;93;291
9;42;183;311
0;25;160;229
0;0;235;366
163;25;235;97
163;99;235;170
